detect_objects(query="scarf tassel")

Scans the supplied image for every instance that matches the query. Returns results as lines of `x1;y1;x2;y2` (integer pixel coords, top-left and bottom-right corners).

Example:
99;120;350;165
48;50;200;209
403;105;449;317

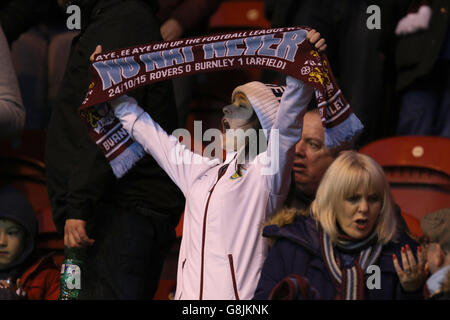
324;113;364;149
109;141;146;178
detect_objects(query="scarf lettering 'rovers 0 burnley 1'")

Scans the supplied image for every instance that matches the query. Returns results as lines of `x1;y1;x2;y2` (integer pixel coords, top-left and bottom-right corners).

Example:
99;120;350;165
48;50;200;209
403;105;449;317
80;26;363;178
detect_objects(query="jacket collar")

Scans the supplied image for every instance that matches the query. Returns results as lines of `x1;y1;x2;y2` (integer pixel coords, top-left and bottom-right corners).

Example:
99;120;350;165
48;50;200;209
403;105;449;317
263;215;322;257
18;253;57;285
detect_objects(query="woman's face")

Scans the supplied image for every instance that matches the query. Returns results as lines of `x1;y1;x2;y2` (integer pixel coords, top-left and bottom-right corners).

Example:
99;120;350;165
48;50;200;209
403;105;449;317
336;187;382;240
222;93;255;131
222;93;256;151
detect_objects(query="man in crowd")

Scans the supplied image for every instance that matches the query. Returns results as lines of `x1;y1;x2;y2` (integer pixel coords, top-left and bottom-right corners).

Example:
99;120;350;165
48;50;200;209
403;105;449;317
284;108;352;210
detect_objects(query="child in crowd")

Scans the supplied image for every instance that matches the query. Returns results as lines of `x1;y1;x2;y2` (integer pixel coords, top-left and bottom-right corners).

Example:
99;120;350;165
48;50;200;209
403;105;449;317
0;186;59;300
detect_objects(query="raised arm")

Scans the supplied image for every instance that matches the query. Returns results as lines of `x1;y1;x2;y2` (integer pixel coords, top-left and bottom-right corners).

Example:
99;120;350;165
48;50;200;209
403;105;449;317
259;76;313;197
258;29;324;202
111;95;217;195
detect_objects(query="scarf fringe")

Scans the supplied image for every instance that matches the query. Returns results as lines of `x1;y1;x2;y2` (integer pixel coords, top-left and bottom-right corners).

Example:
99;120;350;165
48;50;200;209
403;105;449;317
109;141;146;178
321;231;382;300
324;113;364;149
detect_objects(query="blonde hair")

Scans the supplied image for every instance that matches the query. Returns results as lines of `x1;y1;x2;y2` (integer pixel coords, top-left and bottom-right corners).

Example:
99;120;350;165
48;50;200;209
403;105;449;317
311;151;398;244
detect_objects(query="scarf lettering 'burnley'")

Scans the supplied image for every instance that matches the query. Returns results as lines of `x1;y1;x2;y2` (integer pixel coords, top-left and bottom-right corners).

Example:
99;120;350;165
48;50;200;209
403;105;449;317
79;27;363;178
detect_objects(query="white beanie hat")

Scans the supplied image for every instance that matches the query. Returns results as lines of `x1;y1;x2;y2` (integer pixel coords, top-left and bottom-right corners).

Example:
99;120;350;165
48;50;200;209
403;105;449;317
231;82;285;136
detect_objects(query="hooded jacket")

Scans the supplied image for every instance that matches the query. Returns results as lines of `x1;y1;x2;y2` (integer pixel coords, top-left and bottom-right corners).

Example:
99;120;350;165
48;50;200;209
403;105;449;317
253;208;424;300
0;186;38;273
112;77;313;300
0;186;59;299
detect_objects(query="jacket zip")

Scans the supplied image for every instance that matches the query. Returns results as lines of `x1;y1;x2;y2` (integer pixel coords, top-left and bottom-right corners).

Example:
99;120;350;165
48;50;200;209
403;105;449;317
199;164;229;300
228;254;240;300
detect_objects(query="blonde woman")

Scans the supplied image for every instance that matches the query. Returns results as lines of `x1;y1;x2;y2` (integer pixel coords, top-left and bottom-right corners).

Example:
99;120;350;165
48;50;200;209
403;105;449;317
254;151;427;299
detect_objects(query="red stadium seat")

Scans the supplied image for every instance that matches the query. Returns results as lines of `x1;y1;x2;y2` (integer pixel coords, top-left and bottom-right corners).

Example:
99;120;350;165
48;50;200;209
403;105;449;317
360;136;450;220
401;211;423;239
209;0;270;30
0;130;47;162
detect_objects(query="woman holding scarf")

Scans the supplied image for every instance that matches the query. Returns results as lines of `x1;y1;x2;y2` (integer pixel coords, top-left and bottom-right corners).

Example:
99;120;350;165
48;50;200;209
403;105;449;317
90;30;328;299
254;151;427;300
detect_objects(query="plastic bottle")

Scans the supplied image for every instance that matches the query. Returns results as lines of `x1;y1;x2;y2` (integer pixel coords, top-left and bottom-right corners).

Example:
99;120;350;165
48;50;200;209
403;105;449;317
59;247;85;300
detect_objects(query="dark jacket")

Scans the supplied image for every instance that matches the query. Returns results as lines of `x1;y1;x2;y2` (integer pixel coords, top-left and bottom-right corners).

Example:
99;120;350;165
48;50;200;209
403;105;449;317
0;0;62;45
44;0;185;233
253;209;424;300
157;0;222;35
283;177;314;211
395;0;450;91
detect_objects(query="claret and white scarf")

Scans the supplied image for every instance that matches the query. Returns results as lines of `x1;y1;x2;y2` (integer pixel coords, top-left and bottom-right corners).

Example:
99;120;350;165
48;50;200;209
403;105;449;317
79;26;363;178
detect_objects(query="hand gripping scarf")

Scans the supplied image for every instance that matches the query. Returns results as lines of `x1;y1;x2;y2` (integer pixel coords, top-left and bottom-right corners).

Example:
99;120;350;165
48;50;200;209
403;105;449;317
79;26;363;178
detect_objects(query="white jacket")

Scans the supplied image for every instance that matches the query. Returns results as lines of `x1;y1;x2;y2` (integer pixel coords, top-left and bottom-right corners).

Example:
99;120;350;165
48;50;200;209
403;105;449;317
113;77;313;299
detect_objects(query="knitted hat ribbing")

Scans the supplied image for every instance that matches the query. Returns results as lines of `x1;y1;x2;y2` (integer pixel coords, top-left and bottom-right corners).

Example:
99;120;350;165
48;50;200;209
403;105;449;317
231;82;285;137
